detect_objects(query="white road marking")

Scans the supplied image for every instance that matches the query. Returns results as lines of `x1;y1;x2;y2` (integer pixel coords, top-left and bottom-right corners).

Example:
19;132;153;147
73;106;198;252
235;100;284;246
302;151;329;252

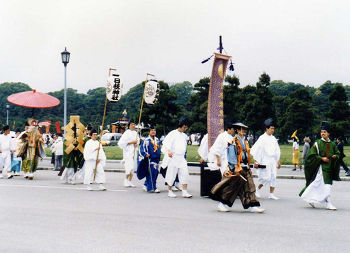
0;183;127;192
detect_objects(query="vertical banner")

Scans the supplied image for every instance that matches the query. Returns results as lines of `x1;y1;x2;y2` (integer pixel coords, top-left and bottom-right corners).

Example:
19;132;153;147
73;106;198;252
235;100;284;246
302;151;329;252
55;121;61;134
106;72;122;102
144;80;160;105
207;53;231;148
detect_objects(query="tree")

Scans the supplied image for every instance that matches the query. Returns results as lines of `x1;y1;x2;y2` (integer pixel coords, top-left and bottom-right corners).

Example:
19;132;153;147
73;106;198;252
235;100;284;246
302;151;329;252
187;77;210;134
326;84;350;139
169;81;193;107
279;88;314;142
223;75;242;123
142;81;182;135
242;73;274;138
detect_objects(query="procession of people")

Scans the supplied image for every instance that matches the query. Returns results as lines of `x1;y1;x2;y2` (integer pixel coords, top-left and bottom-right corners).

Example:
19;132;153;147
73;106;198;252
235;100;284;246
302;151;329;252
0;114;346;213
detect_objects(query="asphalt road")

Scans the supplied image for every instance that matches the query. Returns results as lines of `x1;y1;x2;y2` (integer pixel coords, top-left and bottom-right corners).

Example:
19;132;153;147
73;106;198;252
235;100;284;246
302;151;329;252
38;157;350;179
0;171;349;253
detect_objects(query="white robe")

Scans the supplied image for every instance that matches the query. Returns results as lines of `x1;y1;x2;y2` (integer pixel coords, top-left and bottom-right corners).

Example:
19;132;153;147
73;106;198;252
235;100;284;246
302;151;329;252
301;166;331;205
0;134;15;176
197;134;208;161
207;131;233;174
250;132;280;187
83;139;106;184
118;129;138;174
161;129;189;185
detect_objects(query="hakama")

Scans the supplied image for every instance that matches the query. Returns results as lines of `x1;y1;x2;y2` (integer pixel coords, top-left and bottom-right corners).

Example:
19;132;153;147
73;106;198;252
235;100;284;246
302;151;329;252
83;139;106;185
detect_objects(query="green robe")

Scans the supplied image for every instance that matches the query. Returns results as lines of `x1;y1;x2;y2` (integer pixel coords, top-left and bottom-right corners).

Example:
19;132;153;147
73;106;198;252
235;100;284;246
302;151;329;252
299;139;340;196
63;136;93;171
63;141;84;172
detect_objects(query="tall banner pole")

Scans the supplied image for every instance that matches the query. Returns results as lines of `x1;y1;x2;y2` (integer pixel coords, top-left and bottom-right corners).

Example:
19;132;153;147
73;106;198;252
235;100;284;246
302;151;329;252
207;53;231;148
137;73;154;136
94;68;118;181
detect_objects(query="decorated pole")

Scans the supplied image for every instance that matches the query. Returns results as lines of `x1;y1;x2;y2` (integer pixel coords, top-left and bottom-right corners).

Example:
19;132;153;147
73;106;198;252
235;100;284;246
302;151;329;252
200;36;234;196
207;52;231;148
134;73;160;159
94;68;122;180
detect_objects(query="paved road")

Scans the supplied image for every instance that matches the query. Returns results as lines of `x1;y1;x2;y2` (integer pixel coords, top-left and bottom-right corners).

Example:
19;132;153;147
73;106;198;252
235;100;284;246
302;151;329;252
0;171;349;253
39;158;350;179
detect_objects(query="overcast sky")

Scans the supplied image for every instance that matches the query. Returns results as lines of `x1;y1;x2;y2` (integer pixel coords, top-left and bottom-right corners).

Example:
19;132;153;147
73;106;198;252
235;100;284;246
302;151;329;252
0;0;349;94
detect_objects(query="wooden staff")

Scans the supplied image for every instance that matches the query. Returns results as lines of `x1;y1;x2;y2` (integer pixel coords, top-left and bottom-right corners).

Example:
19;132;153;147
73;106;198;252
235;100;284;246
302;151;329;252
134;73;154;158
94;68;116;181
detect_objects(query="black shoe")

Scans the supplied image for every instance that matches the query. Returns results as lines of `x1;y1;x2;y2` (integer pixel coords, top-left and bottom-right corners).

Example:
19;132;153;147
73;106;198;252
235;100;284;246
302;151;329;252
7;175;14;179
346;171;350;177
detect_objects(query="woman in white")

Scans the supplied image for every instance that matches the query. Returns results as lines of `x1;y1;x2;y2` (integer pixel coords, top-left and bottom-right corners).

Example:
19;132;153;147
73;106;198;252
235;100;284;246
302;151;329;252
251;119;281;200
83;129;106;191
118;121;138;187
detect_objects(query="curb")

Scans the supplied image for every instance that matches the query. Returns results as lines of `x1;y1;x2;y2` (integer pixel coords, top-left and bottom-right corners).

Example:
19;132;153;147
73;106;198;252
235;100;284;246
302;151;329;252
37;167;350;181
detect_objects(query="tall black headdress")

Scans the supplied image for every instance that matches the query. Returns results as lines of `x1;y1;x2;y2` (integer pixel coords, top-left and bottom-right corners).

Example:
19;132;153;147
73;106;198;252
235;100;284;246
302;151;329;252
320;121;330;131
264;118;275;129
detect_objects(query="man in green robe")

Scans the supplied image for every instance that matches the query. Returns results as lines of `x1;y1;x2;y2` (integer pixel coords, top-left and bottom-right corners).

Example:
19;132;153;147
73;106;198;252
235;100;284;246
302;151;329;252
60;116;86;184
299;121;340;210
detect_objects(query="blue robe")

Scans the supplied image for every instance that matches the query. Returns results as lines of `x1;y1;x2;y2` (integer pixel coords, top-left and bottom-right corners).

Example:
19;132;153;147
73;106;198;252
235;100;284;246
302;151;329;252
137;136;161;191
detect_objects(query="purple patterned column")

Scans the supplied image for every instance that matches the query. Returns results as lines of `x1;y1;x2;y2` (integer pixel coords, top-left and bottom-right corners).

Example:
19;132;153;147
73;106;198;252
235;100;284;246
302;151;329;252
207;53;231;148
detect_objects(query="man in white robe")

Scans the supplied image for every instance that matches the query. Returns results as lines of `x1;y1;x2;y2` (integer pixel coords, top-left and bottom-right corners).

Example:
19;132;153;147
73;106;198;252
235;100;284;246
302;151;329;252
162;120;192;198
118;121;138;187
207;125;235;175
250;118;281;200
198;134;208;163
83;129;106;191
0;125;15;179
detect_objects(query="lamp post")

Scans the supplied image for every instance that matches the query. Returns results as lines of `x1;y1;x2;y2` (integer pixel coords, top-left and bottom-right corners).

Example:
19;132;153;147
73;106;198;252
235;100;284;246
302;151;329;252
6;104;10;125
61;47;70;134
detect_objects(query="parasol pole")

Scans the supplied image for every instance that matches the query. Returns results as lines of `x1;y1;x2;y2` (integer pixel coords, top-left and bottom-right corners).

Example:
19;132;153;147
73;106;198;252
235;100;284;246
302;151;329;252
94;68;116;181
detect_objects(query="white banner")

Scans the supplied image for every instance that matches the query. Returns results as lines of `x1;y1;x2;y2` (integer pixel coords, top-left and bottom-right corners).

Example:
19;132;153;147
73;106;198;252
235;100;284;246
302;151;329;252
106;74;122;102
144;80;160;105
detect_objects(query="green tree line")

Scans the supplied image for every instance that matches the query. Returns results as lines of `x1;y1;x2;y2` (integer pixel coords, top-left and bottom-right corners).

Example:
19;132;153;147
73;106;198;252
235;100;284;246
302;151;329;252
1;74;349;141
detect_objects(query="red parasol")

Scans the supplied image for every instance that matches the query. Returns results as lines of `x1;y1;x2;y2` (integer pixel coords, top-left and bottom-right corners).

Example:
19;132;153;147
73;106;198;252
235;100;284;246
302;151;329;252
38;121;51;127
7;89;60;108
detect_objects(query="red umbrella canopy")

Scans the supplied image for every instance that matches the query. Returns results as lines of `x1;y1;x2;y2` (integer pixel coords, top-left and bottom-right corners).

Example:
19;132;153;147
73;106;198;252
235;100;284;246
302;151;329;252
38;121;51;127
7;90;60;108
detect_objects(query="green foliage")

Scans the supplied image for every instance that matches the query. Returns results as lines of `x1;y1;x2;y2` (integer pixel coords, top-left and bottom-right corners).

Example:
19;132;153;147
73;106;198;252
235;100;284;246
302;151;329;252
2;74;350;141
187;77;210;134
142;81;182;135
326;84;350;138
169;81;193;107
279;88;314;142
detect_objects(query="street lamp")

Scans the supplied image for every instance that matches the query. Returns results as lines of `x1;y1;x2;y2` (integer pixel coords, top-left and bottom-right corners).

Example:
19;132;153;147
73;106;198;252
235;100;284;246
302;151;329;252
61;47;70;133
6;104;10;125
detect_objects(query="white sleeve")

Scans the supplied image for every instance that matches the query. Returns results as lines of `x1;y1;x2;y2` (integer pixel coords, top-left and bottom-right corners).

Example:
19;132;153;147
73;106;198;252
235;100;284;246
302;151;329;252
198;134;208;160
250;136;263;164
161;131;174;154
83;141;94;161
275;139;281;161
118;131;130;150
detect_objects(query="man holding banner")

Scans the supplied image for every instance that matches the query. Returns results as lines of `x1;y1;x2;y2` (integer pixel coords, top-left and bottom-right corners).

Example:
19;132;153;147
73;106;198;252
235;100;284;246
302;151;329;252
137;125;161;193
118;121;138;187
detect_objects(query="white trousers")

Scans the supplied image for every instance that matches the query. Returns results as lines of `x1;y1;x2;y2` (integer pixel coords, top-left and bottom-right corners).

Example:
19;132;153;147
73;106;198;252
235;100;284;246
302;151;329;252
61;167;75;183
123;152;137;175
74;164;85;183
257;160;277;187
1;152;12;177
301;167;331;205
165;154;189;185
84;160;106;185
207;154;227;175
